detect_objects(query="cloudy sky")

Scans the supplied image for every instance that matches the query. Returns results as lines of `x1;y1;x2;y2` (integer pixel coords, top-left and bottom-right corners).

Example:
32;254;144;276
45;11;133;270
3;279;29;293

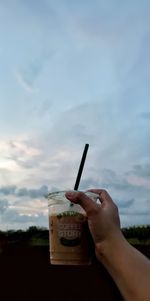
0;0;150;230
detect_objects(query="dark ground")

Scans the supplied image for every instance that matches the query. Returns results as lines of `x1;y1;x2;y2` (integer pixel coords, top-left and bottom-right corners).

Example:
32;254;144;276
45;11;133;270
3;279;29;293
0;245;149;301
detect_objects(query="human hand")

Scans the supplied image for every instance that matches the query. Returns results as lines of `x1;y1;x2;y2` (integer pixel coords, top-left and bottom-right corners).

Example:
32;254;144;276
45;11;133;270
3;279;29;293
66;190;150;301
65;189;122;259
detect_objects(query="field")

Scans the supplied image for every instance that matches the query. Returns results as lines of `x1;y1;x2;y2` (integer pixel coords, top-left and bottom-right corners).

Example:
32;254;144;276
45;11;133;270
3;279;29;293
0;243;149;301
0;226;149;300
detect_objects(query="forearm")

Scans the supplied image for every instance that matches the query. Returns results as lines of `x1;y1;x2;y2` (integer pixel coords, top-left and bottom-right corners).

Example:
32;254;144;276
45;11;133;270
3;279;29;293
96;232;150;301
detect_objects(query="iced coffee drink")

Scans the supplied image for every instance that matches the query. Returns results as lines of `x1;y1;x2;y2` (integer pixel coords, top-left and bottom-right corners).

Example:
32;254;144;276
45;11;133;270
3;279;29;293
47;191;98;265
49;211;91;265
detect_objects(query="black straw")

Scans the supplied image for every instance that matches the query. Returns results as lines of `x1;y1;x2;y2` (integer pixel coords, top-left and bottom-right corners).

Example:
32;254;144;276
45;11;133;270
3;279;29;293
74;144;89;191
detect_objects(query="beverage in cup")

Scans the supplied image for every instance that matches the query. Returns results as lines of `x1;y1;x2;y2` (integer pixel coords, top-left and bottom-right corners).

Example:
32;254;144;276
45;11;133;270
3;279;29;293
47;191;98;265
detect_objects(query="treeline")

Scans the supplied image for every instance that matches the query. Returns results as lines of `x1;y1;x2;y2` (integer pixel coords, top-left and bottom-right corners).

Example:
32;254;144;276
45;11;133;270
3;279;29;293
122;225;150;241
0;226;49;244
0;225;150;244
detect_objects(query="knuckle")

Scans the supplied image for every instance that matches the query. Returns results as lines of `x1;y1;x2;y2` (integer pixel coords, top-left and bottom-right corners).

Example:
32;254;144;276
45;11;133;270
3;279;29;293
101;189;108;196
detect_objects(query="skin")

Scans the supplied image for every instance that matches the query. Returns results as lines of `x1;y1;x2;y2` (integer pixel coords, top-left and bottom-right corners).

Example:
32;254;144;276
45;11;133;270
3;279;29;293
65;189;150;301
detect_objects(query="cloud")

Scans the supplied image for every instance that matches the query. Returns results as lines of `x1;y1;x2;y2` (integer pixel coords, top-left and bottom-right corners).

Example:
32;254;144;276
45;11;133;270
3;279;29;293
120;209;150;216
0;138;41;176
101;169;143;193
79;178;101;190
3;210;44;224
101;169;134;191
0;186;17;195
13;159;34;169
19;100;150;197
0;185;48;199
116;199;134;208
100;168;150;194
1;139;40;157
0;207;47;230
35;99;53;117
0;199;9;214
0;185;49;230
0;188;48;230
16;50;53;92
98;168;150;225
0;102;148;210
128;164;150;179
16;185;48;198
0;178;149;229
1;0;150;230
15;71;35;92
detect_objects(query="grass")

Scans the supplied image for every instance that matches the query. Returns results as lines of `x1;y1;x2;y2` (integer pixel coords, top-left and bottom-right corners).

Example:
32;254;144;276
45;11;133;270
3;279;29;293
127;238;150;245
30;237;150;247
29;237;49;246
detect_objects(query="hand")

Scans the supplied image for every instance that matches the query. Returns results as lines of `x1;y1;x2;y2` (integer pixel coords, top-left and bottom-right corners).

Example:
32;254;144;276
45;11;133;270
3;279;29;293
66;190;150;301
65;189;122;259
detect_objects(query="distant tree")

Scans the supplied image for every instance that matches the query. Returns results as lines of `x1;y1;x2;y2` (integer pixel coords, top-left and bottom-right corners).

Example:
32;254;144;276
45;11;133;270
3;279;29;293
122;225;150;241
27;226;39;234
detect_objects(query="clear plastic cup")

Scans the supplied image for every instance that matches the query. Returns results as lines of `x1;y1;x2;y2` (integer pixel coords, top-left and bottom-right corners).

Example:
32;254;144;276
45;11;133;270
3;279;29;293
47;191;98;265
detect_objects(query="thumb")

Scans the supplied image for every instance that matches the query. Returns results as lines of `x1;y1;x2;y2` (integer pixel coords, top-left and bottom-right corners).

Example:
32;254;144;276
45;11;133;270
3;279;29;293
65;191;99;216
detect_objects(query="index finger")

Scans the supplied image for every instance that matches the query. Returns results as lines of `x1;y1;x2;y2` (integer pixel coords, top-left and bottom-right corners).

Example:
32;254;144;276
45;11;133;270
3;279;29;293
65;191;100;216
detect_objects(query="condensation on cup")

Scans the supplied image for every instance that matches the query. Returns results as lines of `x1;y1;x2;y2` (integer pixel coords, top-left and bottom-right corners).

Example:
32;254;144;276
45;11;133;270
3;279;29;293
47;191;99;265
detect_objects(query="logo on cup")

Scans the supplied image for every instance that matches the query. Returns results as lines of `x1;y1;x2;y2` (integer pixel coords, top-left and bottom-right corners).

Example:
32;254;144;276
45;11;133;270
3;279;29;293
58;222;82;246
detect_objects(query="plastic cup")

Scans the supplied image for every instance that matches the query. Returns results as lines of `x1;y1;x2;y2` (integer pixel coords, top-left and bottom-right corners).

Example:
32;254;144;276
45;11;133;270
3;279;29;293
47;191;98;265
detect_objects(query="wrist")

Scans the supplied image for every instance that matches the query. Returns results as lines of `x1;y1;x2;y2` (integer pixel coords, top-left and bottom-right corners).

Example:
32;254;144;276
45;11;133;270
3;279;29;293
95;230;127;261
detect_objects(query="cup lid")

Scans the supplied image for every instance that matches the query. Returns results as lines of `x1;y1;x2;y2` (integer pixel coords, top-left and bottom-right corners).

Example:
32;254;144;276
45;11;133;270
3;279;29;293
47;190;99;206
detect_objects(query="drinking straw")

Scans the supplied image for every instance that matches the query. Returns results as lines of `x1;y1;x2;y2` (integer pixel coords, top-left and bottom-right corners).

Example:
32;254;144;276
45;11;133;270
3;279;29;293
69;144;89;207
74;143;89;191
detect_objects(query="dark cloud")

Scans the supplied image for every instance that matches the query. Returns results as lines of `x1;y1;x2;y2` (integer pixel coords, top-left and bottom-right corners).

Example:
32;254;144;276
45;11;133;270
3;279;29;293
0;199;9;214
101;169;133;191
0;196;47;229
99;168;150;211
79;178;101;190
15;160;34;169
0;186;17;195
6;156;34;169
3;210;45;224
0;192;48;230
0;185;49;198
129;164;150;178
17;185;48;198
101;168;150;193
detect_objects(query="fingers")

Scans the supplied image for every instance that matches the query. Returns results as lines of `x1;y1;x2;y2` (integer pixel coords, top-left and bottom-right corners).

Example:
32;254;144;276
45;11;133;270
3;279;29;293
65;191;99;216
87;189;113;205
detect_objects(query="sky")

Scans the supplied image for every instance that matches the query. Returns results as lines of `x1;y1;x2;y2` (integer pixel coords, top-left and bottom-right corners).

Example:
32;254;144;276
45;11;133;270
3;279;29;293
0;0;150;230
